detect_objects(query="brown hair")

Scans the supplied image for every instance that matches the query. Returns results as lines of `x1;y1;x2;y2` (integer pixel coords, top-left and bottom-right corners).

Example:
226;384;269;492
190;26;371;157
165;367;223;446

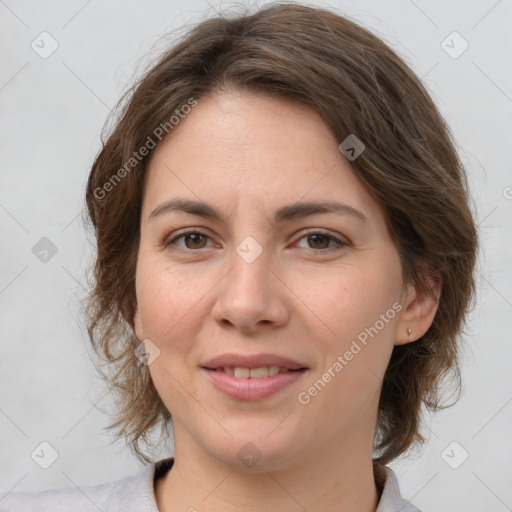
84;1;478;465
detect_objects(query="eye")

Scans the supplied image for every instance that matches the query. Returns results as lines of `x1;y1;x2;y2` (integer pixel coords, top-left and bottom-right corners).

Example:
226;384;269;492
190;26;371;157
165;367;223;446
294;230;348;253
163;229;349;253
165;231;213;251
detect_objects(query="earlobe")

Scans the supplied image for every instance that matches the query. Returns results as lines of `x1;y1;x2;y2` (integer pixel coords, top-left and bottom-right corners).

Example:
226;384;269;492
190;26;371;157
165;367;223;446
395;277;441;345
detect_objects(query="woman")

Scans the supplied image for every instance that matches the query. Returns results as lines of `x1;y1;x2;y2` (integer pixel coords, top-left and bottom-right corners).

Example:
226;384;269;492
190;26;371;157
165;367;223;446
0;2;478;511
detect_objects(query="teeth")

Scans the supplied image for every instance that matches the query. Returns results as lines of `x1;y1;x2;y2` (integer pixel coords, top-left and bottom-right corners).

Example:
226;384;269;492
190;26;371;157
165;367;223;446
225;366;284;378
234;367;251;378
249;367;270;378
267;366;280;377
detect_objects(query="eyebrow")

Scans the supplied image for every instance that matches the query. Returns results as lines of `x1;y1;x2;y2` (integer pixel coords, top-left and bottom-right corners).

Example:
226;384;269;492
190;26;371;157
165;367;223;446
148;198;368;224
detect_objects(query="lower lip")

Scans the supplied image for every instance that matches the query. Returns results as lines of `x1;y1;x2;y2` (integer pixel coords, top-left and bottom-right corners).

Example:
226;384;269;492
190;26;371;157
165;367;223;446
201;368;307;400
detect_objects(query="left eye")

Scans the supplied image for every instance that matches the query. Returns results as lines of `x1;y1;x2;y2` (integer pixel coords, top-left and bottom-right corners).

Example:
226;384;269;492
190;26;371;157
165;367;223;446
295;231;347;251
165;230;347;252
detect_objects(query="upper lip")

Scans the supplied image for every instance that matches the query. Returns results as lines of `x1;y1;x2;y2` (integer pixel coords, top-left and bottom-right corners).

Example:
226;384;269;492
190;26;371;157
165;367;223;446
202;353;308;370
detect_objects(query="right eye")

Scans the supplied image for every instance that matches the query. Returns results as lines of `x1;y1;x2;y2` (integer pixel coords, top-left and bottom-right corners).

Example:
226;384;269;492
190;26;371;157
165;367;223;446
164;230;214;251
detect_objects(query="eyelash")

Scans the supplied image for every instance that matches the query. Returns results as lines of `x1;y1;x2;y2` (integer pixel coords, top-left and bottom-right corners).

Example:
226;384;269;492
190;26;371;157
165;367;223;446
163;229;349;254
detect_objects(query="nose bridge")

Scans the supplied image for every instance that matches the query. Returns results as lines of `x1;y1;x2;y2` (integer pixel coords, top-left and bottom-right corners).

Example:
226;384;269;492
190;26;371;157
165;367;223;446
212;233;289;330
229;233;273;296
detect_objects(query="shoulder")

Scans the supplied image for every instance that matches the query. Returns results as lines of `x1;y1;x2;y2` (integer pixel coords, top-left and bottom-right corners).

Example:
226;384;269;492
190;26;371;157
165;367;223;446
375;465;423;512
0;461;165;512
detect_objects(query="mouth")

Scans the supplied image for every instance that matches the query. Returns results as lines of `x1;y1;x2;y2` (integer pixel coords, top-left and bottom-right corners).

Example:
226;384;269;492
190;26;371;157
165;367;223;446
201;352;308;373
200;353;309;400
202;366;307;378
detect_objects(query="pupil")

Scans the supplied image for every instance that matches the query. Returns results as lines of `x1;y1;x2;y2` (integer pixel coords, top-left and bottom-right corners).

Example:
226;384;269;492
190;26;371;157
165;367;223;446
187;233;205;249
310;234;328;249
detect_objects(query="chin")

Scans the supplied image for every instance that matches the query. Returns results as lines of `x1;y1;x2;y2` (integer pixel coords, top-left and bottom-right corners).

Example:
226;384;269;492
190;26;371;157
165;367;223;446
201;429;302;472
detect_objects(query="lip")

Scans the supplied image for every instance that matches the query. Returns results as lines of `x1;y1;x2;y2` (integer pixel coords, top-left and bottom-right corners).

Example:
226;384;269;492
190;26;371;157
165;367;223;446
201;352;308;371
200;352;309;401
201;367;308;400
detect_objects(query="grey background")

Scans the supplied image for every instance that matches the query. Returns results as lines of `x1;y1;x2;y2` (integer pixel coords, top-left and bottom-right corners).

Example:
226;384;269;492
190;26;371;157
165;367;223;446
1;0;511;510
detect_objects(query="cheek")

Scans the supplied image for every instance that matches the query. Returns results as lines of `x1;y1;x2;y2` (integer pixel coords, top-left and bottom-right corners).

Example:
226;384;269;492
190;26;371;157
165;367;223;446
297;290;399;434
137;263;206;410
135;258;206;342
299;260;401;344
296;258;401;403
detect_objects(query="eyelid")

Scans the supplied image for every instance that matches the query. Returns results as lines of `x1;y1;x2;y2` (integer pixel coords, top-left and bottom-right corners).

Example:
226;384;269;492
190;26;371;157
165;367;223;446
293;227;350;245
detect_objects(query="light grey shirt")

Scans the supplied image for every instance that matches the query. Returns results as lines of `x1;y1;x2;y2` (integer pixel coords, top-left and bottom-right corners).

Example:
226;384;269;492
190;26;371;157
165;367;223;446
0;458;421;511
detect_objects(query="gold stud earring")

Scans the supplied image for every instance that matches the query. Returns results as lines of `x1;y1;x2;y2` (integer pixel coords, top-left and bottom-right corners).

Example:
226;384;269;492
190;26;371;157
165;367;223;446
407;328;412;336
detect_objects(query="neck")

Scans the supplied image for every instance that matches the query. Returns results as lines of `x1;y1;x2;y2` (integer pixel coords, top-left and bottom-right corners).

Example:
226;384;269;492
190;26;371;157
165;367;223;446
155;426;381;512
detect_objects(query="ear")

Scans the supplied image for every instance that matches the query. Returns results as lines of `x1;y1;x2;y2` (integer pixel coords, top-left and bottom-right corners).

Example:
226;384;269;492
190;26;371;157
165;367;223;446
133;306;145;342
395;274;441;345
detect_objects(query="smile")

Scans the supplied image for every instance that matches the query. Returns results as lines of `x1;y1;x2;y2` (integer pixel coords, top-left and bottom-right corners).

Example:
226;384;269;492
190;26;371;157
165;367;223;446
206;366;298;378
201;367;308;400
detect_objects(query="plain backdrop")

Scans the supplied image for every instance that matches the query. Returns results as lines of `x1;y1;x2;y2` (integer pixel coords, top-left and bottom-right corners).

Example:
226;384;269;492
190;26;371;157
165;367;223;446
1;0;511;510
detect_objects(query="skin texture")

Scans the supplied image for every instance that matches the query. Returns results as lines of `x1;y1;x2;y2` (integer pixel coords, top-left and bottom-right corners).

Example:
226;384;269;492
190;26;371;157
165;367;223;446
133;89;440;512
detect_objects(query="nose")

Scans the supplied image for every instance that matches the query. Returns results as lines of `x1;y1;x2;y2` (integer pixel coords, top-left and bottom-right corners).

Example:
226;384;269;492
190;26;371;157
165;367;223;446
211;246;290;334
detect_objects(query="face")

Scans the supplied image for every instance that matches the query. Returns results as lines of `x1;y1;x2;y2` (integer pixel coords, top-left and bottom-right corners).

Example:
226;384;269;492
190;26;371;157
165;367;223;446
134;90;414;470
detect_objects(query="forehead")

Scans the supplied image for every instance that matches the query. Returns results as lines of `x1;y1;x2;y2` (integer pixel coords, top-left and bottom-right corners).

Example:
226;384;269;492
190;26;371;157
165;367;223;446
153;90;337;166
142;91;384;224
